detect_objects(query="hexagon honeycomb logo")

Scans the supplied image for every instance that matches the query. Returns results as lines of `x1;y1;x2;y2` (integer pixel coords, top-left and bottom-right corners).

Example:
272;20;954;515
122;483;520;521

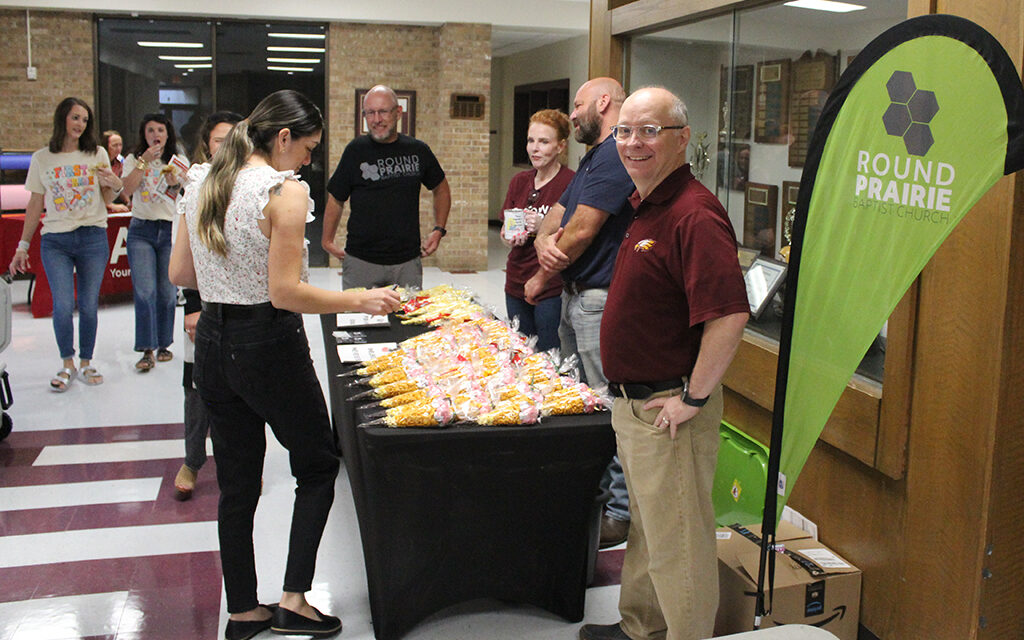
883;70;939;156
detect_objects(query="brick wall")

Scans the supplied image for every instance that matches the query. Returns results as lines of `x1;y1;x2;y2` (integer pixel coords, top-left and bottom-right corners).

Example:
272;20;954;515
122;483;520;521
0;10;94;150
0;12;491;273
327;21;490;272
437;23;491;272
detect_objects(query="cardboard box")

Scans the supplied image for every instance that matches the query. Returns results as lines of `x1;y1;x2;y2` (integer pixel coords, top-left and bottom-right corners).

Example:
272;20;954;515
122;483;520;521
715;523;861;640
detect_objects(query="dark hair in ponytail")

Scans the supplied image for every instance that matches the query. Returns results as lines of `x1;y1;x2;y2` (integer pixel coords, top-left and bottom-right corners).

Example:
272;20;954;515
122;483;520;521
196;90;322;256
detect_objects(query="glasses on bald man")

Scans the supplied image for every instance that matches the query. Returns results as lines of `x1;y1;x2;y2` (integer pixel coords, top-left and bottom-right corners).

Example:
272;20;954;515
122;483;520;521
363;107;397;118
610;124;686;142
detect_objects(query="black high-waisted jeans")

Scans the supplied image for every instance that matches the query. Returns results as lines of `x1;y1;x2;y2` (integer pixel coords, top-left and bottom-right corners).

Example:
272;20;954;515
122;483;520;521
194;305;340;613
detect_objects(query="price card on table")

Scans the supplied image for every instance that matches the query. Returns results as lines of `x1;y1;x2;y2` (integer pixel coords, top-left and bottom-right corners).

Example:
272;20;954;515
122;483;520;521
337;343;398;363
336;312;390;328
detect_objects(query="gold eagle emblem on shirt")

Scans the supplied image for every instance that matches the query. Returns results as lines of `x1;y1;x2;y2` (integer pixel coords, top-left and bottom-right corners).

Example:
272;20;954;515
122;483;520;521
633;239;656;253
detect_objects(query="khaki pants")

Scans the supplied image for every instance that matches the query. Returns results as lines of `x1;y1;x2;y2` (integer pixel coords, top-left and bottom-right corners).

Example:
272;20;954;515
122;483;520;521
614;385;722;640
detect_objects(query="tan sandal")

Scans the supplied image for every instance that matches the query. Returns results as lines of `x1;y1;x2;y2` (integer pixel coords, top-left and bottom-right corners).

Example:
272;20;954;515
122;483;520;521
174;464;197;501
50;367;76;392
80;366;104;386
135;350;155;372
157;348;173;362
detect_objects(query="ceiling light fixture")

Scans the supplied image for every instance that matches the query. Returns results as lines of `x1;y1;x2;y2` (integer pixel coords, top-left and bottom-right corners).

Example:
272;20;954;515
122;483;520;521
783;0;866;12
174;63;212;69
267;65;314;72
267;46;325;53
159;55;212;61
137;41;204;48
268;32;325;40
267;57;320;64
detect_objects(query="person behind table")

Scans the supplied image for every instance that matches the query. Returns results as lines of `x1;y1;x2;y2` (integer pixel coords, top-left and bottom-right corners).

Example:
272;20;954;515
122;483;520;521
169;89;400;639
321;84;451;289
523;77;635;549
122;113;182;372
102;130;130;210
500;109;574;352
173;110;243;502
8;97;124;391
578;87;749;640
101;130;125;179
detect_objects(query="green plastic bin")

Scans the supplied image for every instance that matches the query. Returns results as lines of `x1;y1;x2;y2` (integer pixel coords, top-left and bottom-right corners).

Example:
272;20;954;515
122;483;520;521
713;421;769;526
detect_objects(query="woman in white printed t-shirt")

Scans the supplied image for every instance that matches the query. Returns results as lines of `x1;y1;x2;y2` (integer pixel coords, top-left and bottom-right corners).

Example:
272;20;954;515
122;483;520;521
9;97;124;392
121;113;183;372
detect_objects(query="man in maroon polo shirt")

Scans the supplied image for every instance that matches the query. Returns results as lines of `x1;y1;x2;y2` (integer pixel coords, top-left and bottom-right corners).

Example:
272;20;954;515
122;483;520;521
578;87;748;640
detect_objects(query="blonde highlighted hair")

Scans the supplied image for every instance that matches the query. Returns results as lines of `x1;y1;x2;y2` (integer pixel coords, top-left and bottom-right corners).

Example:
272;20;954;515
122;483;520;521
196;90;322;256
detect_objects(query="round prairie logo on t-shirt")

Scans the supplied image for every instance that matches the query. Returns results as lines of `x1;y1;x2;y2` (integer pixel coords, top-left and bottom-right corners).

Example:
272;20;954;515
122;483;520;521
360;162;380;181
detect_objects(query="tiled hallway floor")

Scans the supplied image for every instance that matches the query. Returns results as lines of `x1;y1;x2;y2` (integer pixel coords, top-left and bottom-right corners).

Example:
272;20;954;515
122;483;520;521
0;229;624;640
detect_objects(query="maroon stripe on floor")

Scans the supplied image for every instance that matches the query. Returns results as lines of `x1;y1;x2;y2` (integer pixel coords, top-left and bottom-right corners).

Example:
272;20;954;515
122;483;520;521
0;459;219;536
0;551;222;600
0;458;186;487
591;548;625;587
0;552;223;640
0;422;185;448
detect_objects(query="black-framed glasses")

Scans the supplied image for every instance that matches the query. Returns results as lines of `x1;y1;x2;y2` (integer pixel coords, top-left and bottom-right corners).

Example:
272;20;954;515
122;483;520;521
610;124;686;142
525;189;541;206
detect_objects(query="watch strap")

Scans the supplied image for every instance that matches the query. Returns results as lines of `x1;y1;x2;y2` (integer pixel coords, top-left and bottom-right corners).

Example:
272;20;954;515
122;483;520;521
433;225;447;237
682;380;709;407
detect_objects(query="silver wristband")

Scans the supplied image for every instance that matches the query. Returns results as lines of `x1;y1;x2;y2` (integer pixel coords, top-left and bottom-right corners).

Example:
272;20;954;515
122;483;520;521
16;240;30;252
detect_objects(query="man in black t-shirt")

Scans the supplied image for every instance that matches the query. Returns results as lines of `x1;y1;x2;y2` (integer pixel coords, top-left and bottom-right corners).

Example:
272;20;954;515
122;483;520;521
323;85;451;289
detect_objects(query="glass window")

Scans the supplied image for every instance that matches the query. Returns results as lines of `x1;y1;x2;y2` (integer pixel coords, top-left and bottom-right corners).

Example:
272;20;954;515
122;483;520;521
96;17;330;265
628;0;907;382
97;18;213;159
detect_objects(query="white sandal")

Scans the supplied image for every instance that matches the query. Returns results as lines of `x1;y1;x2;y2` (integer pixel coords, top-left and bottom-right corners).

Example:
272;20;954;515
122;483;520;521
50;367;77;392
80;366;104;386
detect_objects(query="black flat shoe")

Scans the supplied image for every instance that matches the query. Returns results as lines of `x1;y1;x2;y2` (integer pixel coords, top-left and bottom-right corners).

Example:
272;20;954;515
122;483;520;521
225;604;276;640
271;605;342;637
225;617;271;640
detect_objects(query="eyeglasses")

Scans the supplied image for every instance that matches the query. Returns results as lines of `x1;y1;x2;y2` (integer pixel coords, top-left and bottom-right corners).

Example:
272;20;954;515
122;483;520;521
525;189;541;206
362;107;397;118
610;124;686;142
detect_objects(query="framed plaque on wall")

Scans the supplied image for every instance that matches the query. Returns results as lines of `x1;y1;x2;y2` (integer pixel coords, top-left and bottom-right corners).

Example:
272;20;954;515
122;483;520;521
753;58;790;143
782;180;800;214
719;64;754;141
755;59;791;143
788;51;837;167
743;182;779;257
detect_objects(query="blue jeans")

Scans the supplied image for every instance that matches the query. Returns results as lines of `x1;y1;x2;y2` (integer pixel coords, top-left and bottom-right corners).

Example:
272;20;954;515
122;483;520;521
193;307;339;613
127;218;177;351
560;288;630;521
506;292;562;353
39;226;109;360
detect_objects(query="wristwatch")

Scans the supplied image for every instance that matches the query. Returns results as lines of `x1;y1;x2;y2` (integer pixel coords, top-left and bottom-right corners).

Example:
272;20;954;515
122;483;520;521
433;225;447;237
681;380;709;408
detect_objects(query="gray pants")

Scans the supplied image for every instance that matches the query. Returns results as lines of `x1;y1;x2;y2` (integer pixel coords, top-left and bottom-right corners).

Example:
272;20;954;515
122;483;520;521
342;254;422;290
559;287;630;522
183;385;211;471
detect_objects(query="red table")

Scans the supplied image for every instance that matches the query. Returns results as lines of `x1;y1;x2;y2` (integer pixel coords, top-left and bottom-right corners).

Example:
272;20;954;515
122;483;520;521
0;213;134;318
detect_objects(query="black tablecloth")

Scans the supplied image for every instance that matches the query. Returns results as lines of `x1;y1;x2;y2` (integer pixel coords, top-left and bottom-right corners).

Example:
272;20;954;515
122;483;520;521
320;314;615;640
